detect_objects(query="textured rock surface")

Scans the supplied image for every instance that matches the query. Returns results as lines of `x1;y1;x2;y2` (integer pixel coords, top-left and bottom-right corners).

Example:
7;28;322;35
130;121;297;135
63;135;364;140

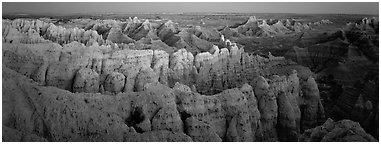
2;126;48;142
174;82;258;142
239;83;262;141
151;106;183;132
2;16;376;142
300;118;377;142
168;48;195;87
2;18;314;95
252;76;278;141
184;117;222;142
269;72;301;141
107;27;134;44
3;67;132;141
300;77;326;131
2;43;46;78
135;67;158;91
175;86;227;139
226;112;253;142
73;68;100;93
220;16;326;39
125;130;192;142
104;72;125;93
218;88;253;142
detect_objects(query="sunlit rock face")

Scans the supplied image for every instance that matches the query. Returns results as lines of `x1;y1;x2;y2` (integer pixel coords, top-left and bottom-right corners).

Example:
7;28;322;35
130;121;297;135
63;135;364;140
2;15;377;142
2;63;327;142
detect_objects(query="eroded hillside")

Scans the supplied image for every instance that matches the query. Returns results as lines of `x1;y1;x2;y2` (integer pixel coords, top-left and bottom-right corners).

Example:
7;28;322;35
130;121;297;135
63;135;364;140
2;15;378;142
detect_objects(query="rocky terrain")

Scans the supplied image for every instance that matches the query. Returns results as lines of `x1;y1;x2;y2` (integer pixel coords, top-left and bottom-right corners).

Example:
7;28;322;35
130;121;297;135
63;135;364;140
2;14;378;142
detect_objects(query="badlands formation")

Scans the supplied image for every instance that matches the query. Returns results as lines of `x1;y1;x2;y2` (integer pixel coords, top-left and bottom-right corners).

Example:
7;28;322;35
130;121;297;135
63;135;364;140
2;15;378;142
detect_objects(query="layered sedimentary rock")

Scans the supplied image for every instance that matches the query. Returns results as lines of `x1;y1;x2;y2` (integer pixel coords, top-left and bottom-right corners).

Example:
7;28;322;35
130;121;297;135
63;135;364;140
157;20;178;41
220;16;329;39
107;27;134;44
285;37;350;72
3;16;376;142
171;29;214;55
2;39;313;96
294;18;380;139
3;65;193;142
1;53;363;142
5;29;310;100
3;19;106;46
5;58;330;141
187;26;222;42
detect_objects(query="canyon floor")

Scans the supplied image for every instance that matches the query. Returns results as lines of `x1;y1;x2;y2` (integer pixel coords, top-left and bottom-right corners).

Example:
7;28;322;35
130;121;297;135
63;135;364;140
2;13;379;142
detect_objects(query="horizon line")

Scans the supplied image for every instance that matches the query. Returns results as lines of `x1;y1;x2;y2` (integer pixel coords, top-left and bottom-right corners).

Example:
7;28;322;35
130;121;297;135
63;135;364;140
3;12;379;16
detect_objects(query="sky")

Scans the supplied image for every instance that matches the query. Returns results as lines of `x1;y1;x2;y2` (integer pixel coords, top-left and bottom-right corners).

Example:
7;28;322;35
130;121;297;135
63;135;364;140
2;2;379;15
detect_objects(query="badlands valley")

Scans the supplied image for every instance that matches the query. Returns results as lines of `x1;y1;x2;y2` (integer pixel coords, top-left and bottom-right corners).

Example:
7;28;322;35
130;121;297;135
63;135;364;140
2;13;379;142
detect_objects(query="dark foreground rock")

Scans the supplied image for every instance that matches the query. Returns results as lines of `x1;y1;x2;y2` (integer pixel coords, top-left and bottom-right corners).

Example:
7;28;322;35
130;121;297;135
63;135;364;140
300;118;377;142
